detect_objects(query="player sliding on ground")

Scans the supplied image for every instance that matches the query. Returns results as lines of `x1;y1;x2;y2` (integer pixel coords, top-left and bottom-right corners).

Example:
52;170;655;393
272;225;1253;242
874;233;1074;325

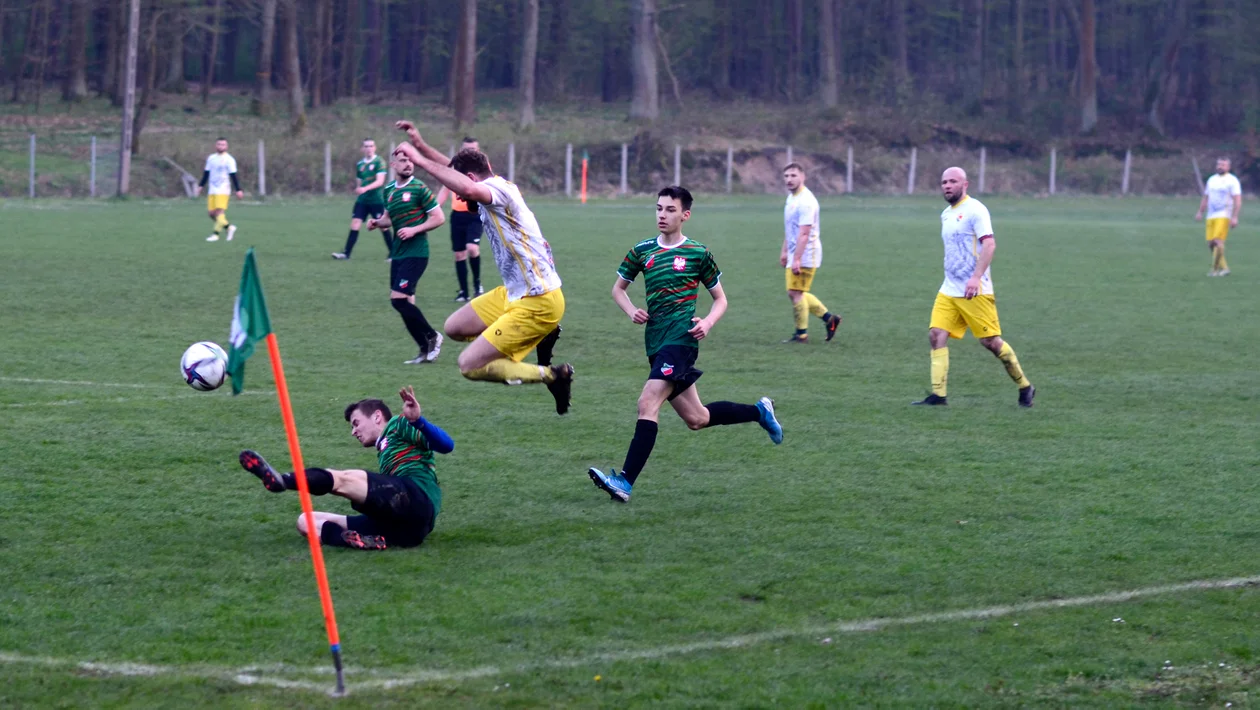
393;120;571;414
239;386;452;551
587;186;783;503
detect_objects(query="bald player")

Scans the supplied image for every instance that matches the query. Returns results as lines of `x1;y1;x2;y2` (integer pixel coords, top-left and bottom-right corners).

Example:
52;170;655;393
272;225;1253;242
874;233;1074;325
913;167;1035;408
1195;157;1242;276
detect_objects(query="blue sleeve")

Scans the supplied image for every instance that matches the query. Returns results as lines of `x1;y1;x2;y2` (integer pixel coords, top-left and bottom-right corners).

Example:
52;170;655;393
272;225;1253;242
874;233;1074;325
411;417;454;454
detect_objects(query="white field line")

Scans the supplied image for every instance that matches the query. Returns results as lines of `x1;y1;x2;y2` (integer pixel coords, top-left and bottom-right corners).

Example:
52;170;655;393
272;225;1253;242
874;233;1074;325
0;376;169;388
1;574;1257;695
2;390;273;408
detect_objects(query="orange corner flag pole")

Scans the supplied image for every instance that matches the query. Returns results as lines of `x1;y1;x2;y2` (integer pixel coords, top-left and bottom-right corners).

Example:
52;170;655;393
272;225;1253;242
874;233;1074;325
580;152;589;204
265;332;346;695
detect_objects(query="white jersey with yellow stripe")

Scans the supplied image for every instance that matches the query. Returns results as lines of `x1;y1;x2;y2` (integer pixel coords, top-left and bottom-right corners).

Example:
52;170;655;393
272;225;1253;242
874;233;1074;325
478;175;562;300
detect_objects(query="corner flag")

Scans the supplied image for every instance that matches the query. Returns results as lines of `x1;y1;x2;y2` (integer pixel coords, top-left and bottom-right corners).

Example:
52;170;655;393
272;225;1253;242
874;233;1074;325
227;248;272;395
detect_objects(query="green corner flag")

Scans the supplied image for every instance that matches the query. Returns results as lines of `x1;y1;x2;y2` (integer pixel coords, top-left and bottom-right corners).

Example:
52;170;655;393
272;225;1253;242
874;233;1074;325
227;248;273;395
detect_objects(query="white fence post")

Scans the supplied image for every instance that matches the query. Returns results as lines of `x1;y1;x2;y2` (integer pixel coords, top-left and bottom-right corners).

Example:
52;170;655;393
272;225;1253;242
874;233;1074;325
725;146;733;193
620;143;628;194
508;142;515;183
28;134;35;198
1191;156;1205;193
387;143;396;183
786;145;793;166
449;143;456;158
90;136;97;198
673;144;681;186
565;143;573;197
1122;148;1132;195
907;147;917;195
323;141;331;195
978;146;987;194
846;145;854;193
257;139;266;197
1049;148;1057;195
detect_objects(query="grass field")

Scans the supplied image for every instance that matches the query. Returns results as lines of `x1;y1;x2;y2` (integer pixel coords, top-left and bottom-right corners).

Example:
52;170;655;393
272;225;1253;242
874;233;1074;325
2;193;1259;707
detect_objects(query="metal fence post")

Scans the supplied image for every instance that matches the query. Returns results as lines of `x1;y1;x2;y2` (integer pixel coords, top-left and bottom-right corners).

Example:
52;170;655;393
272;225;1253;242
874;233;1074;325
1191;156;1205;193
28;134;35;198
565;143;573;197
725;146;733;193
388;143;396;183
90;136;97;198
508;142;516;183
324;141;331;195
257;139;266;197
1049;148;1057;195
673;144;681;186
907;147;917;195
846;145;854;193
1122;148;1132;195
786;145;793;166
620;143;628;194
979;146;987;194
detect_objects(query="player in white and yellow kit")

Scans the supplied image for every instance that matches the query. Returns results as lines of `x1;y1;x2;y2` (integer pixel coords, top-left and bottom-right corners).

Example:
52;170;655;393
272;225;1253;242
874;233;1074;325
1195;157;1243;276
194;137;243;242
780;163;842;343
394;121;573;414
913;167;1035;408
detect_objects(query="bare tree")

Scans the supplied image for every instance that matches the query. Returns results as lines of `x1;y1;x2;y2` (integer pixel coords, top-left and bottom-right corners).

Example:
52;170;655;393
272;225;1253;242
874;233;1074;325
118;0;140;196
963;0;984;114
283;0;305;134
133;7;163;154
161;10;187;93
1145;0;1188;136
252;0;277;115
819;0;839;106
201;0;223;105
519;0;539;129
788;0;802;100
1009;0;1025;119
453;0;477;128
891;0;908;93
64;0;89;101
1079;0;1097;132
364;0;381;98
628;0;658;122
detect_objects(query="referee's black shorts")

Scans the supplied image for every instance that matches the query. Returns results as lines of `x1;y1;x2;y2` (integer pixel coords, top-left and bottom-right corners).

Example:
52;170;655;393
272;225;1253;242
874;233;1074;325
449;210;483;252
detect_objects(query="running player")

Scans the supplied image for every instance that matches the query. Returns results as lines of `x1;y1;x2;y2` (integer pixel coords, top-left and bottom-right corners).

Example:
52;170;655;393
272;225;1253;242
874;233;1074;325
332;138;393;260
913;167;1035;407
194;137;243;242
239;386;453;550
1195;157;1243;276
436;136;485;300
780;163;842;343
366;147;446;364
586;186;783;503
394;121;572;414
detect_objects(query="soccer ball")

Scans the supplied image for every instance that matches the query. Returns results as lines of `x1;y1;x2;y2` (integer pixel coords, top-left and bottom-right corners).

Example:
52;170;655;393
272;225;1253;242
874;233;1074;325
181;341;228;391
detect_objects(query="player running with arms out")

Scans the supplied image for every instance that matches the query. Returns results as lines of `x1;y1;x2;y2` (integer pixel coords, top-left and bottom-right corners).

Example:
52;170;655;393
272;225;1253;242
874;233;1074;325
1195;156;1243;277
195;137;243;243
913;167;1035;408
587;186;783;503
436;136;485;301
239;386;453;551
366;148;446;364
393;121;571;414
780;163;842;343
332;139;394;260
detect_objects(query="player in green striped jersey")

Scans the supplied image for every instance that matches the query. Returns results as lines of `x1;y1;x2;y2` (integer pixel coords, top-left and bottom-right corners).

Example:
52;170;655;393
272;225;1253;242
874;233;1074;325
239;386;454;550
587;186;784;503
333;139;394;260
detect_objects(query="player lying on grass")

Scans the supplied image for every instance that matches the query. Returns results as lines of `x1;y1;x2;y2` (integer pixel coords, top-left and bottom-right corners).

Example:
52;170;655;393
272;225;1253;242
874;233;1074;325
587;186;783;503
239;386;452;551
393;120;571;414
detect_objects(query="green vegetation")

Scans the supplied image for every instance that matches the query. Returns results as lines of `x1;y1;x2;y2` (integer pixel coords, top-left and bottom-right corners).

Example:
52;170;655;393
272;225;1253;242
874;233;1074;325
1;195;1258;707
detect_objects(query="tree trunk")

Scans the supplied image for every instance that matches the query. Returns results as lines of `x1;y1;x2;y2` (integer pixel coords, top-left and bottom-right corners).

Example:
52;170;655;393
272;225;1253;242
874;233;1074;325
201;0;223;105
118;0;139;195
1008;0;1024;118
600;18;619;102
963;0;984;114
364;0;381;98
280;0;305;134
1145;0;1188;136
628;0;659;121
1079;0;1098;132
519;0;538;128
309;0;327;106
251;0;276;115
453;0;477;128
63;0;89;101
787;0;802;101
819;0;839;106
711;0;732;99
758;0;774;98
544;0;569;97
161;11;186;93
132;8;161;155
891;0;908;92
102;0;118;99
339;0;359;99
412;0;428;95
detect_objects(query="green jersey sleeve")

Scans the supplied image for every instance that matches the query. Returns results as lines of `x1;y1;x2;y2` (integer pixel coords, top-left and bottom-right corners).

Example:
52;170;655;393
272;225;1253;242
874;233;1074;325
416;183;439;214
617;246;644;282
699;250;721;290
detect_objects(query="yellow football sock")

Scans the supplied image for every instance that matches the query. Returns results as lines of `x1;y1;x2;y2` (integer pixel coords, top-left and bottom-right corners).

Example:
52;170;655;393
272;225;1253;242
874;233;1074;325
803;293;827;318
215;212;229;233
793;298;809;332
930;348;949;397
1219;245;1229;271
997;342;1030;388
463;359;549;384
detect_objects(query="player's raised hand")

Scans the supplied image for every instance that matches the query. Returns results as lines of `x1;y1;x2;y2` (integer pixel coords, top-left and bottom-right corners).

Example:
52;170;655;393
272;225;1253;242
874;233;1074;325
399;385;422;421
688;317;712;340
629;308;650;324
395;120;423;142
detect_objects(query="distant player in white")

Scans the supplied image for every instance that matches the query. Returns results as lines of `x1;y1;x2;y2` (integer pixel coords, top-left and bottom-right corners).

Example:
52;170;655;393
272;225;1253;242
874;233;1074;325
1195;157;1243;276
393;120;573;415
913;167;1035;408
779;163;842;343
194;137;243;242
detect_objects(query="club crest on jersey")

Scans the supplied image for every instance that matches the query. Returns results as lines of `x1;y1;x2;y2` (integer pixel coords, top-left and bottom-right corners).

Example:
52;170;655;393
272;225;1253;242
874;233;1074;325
673;256;687;271
377;437;389;451
660;363;674;376
645;254;656;269
402;192;411;202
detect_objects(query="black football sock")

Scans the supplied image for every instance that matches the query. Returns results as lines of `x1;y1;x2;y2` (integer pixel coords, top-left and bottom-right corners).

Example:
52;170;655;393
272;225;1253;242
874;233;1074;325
381;228;394;252
392;298;435;348
319;522;350;546
536;326;561;366
455;259;469;295
620;419;658;486
704;401;760;426
282;467;334;495
343;229;359;256
469;255;482;289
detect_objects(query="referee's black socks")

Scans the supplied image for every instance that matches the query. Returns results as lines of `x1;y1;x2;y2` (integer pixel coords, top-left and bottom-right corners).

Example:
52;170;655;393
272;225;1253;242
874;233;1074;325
455;259;469;296
621;419;658;485
705;401;760;426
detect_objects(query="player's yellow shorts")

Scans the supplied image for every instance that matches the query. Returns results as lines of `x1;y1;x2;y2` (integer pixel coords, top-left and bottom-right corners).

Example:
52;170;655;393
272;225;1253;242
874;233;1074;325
470;286;565;362
929;292;1002;340
785;267;817;292
1206;217;1230;241
207;194;230;212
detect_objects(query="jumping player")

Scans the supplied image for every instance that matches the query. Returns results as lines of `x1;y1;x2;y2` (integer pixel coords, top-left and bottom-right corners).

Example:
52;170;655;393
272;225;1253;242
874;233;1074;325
587;186;783;503
239;386;453;550
332;138;393;260
195;137;243;242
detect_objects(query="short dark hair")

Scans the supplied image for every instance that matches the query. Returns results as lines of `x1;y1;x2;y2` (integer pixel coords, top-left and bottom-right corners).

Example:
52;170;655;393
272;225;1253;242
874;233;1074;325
344;398;391;422
216;136;227;142
461;136;478;145
363;138;375;143
450;148;492;178
657;185;693;211
783;162;804;173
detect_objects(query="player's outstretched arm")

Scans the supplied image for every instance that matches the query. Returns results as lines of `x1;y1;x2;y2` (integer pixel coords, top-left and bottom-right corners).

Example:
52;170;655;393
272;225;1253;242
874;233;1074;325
394;142;494;206
688;284;727;340
612;277;649;323
395;121;450;165
399;385;454;453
